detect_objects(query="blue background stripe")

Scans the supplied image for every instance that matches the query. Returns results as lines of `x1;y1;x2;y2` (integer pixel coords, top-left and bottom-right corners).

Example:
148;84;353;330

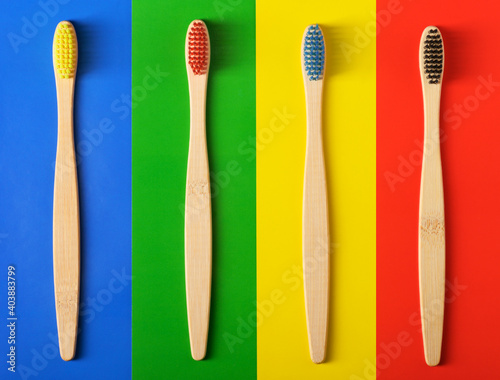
0;1;131;379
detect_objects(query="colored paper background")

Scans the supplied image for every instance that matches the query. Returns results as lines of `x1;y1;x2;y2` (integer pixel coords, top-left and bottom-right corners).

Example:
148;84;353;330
4;1;500;379
256;0;376;378
0;1;131;379
131;0;256;379
377;0;500;378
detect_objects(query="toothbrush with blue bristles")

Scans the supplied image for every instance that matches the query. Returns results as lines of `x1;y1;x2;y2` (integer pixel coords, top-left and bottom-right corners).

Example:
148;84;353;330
301;24;329;364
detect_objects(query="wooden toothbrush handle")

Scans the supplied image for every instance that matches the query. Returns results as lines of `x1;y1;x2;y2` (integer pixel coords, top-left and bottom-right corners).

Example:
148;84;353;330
303;91;329;363
419;93;445;366
53;80;80;361
185;92;211;361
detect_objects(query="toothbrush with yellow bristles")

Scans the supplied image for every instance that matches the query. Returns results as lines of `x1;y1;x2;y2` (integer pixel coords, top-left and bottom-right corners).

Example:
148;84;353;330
52;20;80;361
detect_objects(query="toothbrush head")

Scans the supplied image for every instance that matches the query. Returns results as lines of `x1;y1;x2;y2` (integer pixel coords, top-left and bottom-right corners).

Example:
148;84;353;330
53;21;78;80
420;26;444;85
187;20;210;76
302;24;325;81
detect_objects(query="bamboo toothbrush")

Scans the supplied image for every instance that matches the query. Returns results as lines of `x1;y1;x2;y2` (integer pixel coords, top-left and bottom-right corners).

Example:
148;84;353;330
52;21;80;361
418;26;445;367
301;24;329;364
185;20;211;361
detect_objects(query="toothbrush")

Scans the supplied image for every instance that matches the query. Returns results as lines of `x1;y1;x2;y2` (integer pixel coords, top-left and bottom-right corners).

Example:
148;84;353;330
52;21;80;361
184;20;211;361
301;24;329;364
418;26;445;366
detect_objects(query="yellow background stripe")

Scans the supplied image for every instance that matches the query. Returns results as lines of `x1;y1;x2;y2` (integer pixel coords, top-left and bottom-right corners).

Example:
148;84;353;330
256;0;376;378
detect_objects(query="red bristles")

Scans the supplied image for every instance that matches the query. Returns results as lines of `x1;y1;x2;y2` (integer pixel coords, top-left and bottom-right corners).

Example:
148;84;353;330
188;22;208;75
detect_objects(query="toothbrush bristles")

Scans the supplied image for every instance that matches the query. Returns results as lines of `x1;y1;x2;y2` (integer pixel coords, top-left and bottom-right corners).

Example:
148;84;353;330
54;22;77;79
303;24;325;81
188;22;208;75
423;29;443;84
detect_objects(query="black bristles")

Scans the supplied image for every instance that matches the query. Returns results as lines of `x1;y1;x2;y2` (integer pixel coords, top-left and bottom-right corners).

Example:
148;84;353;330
423;29;443;84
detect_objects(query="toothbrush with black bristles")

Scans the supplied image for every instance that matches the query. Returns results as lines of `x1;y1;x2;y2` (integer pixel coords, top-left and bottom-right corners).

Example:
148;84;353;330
301;24;329;364
418;26;445;367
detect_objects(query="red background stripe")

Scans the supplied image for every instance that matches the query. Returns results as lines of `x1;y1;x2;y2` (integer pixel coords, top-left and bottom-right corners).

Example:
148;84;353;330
377;0;500;378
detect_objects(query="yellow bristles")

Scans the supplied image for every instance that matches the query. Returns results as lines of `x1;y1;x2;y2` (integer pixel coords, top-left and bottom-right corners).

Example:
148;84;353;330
54;22;77;79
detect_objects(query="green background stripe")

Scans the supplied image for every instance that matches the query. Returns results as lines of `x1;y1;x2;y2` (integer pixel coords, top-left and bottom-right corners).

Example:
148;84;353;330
132;0;256;378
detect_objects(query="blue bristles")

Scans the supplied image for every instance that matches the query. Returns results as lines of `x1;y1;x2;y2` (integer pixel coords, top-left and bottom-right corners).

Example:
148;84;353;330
303;24;325;81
